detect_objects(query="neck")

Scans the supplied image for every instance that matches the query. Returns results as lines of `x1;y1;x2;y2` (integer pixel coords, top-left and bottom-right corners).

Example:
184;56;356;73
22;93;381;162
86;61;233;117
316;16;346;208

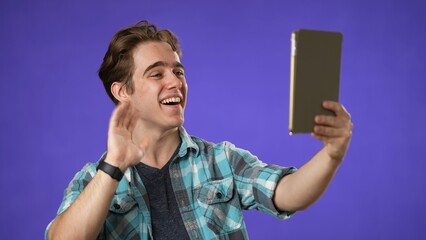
132;123;181;169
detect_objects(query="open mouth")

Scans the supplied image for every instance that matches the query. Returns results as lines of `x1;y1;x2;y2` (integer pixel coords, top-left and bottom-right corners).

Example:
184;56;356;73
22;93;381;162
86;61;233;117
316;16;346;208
160;97;182;105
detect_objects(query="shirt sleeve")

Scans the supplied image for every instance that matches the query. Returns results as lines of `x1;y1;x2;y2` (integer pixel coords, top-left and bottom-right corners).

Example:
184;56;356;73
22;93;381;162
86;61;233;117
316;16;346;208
223;141;297;220
44;163;97;239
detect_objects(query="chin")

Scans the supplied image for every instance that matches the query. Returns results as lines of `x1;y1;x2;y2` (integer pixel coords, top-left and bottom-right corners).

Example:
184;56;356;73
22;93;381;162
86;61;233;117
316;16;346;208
167;118;184;129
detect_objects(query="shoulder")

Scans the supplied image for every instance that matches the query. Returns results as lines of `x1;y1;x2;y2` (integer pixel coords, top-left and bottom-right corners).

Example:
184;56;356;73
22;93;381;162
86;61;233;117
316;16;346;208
179;127;237;156
189;135;237;155
77;152;107;177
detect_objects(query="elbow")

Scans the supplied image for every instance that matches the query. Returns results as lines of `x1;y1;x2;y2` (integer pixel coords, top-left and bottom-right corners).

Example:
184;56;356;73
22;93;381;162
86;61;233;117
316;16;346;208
46;220;60;240
288;202;313;212
279;201;313;212
46;217;76;240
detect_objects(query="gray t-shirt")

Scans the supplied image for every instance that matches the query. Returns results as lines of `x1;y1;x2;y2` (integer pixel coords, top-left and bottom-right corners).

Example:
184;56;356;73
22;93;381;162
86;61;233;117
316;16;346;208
135;144;190;240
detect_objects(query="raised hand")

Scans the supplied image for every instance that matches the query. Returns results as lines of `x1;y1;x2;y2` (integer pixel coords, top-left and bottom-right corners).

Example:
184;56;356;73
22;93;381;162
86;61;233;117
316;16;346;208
104;102;144;172
274;101;353;211
312;101;353;162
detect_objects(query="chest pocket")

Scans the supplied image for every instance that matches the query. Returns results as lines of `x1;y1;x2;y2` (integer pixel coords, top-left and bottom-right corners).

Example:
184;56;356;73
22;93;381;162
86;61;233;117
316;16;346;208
109;194;137;214
102;193;139;239
196;177;243;234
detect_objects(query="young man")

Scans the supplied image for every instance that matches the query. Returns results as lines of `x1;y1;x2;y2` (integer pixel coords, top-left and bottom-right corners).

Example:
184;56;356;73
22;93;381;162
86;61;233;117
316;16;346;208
46;20;352;240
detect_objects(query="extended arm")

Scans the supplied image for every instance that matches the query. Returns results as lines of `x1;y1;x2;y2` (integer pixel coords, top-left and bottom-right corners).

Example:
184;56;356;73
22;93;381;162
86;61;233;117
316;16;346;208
273;101;353;211
48;102;143;239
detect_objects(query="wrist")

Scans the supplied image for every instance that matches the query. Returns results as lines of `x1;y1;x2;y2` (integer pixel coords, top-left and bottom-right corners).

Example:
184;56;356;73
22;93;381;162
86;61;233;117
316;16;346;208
104;155;129;173
96;160;124;181
320;146;344;168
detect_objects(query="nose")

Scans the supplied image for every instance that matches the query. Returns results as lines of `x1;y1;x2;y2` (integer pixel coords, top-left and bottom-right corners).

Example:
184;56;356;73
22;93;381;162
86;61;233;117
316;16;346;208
165;71;183;89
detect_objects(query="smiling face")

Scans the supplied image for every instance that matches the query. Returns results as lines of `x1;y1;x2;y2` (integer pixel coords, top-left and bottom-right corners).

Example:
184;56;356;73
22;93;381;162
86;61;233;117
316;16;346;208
114;41;188;132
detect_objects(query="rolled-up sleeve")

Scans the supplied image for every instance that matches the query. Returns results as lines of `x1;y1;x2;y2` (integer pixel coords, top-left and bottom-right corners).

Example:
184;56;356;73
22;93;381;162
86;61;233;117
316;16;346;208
45;163;97;239
224;142;297;219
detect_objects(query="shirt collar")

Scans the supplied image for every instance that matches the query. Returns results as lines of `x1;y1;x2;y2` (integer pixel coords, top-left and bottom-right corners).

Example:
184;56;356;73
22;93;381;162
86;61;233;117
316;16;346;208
113;127;198;183
178;126;199;157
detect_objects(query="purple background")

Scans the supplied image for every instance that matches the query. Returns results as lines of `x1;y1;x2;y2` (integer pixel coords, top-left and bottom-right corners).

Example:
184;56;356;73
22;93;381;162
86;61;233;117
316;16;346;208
1;0;425;239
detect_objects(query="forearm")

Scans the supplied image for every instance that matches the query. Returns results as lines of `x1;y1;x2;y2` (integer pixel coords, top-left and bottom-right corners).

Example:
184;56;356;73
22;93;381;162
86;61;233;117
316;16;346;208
273;146;342;211
48;171;119;240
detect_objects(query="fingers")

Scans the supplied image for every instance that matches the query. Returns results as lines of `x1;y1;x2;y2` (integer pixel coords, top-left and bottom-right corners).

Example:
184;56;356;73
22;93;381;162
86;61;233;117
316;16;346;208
313;124;351;138
313;101;353;138
110;102;127;129
315;115;344;128
126;105;138;132
110;102;138;131
120;103;133;129
322;101;351;119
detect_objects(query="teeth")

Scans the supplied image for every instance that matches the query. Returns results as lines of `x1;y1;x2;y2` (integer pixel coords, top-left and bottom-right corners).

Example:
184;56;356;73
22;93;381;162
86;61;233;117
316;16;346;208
161;97;181;104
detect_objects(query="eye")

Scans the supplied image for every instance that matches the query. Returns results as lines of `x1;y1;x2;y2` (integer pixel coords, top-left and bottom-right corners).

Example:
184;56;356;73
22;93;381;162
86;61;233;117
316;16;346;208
149;72;163;78
175;70;185;77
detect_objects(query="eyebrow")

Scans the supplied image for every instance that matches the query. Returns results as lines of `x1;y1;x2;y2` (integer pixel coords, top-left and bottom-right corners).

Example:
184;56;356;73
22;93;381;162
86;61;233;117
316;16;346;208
143;61;185;76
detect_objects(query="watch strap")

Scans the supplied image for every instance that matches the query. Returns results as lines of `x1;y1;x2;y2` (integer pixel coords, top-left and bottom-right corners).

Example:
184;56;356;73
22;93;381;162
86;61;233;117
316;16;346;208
96;160;124;181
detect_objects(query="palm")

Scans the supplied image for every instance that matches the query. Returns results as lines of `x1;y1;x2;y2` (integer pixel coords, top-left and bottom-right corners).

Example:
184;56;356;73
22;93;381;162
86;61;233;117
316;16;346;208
313;101;353;162
106;103;143;170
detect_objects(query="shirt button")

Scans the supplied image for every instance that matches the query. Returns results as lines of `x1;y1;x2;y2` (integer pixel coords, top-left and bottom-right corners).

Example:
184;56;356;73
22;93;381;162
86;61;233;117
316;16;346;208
216;192;223;199
113;203;121;209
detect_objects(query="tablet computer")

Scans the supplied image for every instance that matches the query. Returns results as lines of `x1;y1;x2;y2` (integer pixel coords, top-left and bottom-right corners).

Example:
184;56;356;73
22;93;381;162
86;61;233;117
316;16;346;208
289;29;343;134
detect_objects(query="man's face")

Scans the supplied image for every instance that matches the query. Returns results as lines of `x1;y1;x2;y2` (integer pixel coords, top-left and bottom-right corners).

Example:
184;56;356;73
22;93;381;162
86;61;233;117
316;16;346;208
127;41;187;131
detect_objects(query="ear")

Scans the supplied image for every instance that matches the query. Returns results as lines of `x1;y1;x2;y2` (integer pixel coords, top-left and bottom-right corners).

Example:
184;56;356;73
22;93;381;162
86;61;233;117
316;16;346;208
111;82;129;103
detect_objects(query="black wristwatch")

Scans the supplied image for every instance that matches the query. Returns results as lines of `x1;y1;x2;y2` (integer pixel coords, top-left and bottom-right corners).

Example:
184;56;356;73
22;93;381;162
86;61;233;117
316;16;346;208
96;160;124;181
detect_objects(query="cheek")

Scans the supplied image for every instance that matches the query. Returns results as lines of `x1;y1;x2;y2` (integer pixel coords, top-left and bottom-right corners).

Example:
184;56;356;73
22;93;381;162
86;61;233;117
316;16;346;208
183;82;188;95
182;85;188;105
135;83;160;99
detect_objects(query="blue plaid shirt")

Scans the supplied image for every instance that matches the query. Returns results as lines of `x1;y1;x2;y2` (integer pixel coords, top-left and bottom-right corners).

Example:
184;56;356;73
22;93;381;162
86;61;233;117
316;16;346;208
46;127;296;239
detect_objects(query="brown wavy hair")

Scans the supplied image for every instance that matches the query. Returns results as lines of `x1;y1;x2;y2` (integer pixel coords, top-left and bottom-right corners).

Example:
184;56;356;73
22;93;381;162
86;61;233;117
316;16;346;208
98;20;182;104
